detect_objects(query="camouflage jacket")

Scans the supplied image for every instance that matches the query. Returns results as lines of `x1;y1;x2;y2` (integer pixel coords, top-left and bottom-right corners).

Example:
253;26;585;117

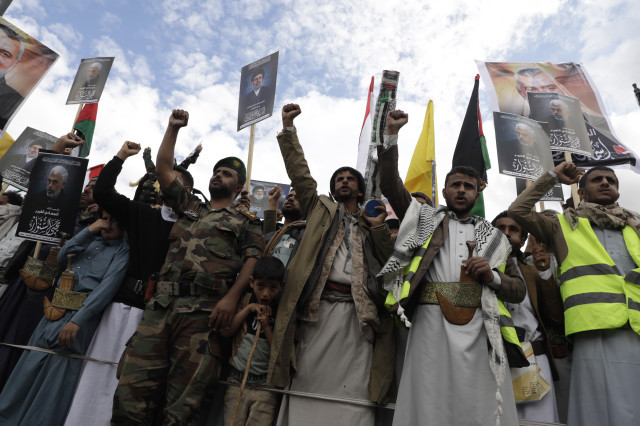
153;177;263;311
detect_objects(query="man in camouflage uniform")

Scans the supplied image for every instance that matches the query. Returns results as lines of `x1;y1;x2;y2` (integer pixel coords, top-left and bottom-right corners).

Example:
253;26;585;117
112;109;263;425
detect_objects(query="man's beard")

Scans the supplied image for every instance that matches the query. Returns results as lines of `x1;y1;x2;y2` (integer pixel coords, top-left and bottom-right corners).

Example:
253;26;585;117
333;188;357;203
47;188;62;199
282;206;302;221
209;184;234;200
445;197;473;216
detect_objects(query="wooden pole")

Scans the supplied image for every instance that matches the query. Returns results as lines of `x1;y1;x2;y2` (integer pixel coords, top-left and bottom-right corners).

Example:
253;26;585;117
564;152;580;206
229;322;262;426
71;104;83;132
245;124;256;190
0;183;7;194
33;242;42;260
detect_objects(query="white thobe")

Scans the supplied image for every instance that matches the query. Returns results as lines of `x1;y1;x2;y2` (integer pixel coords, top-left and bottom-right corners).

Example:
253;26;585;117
393;215;518;426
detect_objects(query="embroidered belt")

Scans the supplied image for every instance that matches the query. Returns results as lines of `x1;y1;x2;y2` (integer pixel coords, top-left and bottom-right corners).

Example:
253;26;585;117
418;281;482;308
51;288;88;310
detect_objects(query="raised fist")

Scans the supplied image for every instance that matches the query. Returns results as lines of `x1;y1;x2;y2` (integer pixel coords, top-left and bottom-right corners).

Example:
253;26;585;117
169;109;189;128
118;141;141;158
386;110;409;134
552;162;581;185
51;132;85;154
282;103;301;127
268;186;282;210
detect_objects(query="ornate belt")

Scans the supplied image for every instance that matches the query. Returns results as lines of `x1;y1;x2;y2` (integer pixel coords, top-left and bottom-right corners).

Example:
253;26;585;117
51;288;88;310
418;281;482;308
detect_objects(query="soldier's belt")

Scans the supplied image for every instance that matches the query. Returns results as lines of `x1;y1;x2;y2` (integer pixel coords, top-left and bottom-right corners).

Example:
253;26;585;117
154;280;226;297
51;288;88;310
418;282;482;308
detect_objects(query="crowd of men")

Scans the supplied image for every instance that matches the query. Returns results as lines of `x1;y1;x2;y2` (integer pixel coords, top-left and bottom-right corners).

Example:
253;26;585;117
0;102;638;426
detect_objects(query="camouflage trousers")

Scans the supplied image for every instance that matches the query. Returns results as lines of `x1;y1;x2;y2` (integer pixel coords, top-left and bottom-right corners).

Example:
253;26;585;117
112;299;222;425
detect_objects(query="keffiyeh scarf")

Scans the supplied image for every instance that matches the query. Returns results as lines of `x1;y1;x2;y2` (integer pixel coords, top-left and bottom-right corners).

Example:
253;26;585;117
565;201;640;238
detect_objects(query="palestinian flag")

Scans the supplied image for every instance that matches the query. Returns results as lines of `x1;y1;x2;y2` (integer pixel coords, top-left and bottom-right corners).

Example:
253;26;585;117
73;103;98;158
451;75;490;217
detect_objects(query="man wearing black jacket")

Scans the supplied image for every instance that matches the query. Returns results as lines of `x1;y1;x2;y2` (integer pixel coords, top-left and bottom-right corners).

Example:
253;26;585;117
93;140;193;309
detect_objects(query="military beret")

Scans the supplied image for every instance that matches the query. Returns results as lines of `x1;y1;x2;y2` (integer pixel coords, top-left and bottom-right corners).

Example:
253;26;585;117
214;157;246;185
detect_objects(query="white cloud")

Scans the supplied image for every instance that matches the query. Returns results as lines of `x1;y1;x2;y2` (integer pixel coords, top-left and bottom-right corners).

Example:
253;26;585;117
100;12;122;32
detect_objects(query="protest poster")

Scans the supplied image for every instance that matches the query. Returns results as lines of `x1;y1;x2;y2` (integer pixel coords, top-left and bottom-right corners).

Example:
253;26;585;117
249;179;290;219
0;17;59;133
528;92;592;157
237;52;278;131
0;127;57;190
17;153;88;244
66;57;114;105
515;178;564;202
477;61;638;170
494;112;555;180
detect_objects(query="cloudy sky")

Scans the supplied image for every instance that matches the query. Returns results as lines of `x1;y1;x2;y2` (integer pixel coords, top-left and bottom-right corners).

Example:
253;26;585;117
4;0;640;219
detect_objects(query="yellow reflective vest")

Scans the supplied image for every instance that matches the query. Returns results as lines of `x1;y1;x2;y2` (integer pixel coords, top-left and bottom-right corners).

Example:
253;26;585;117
384;237;522;350
558;215;640;336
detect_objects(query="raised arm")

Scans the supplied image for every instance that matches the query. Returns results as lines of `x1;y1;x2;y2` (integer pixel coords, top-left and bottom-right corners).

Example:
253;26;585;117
377;110;412;221
94;141;142;227
157;109;188;188
276;104;320;218
263;186;282;235
50;133;85;154
178;144;202;169
508;162;580;248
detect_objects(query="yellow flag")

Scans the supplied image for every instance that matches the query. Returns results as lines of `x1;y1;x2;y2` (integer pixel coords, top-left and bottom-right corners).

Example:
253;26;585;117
404;100;438;205
0;131;14;158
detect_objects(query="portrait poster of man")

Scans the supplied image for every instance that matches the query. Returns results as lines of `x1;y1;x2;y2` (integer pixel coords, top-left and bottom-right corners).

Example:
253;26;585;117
248;179;290;219
237;51;279;131
528;92;592;158
515;177;564;202
476;61;638;170
0;126;57;190
17;153;88;244
66;57;114;105
0;17;59;133
494;112;555;180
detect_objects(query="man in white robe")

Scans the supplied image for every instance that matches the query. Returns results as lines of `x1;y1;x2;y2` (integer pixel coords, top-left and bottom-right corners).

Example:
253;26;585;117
377;110;526;426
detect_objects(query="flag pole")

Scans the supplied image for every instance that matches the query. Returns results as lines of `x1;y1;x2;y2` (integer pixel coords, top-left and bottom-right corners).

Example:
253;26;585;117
431;160;437;205
245;124;256;189
71;104;83;132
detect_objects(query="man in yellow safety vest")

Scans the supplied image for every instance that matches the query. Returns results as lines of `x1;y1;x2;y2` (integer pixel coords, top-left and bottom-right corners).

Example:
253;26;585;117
509;161;640;426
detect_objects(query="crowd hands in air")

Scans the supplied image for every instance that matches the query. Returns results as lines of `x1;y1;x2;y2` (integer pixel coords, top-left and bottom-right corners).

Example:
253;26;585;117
0;101;636;426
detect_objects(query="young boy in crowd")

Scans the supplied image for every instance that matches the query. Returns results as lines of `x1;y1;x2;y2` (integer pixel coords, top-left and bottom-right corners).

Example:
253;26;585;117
221;256;285;426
